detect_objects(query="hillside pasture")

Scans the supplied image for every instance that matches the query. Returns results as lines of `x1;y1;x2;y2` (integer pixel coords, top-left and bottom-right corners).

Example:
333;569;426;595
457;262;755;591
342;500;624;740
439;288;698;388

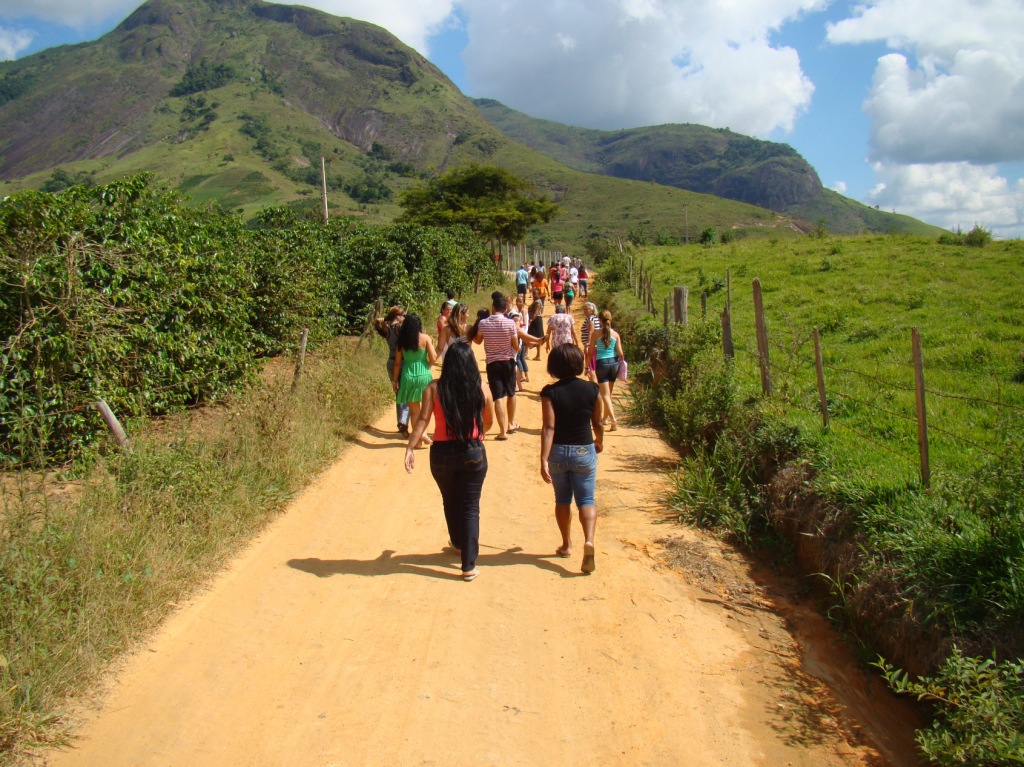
643;235;1024;485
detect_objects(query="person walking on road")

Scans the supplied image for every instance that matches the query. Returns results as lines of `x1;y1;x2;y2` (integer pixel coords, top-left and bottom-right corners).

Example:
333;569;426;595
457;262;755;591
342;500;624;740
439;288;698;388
374;306;410;436
540;343;603;574
580;302;601;382
527;299;545;361
578;263;590;298
404;342;494;581
515;263;530;299
587;310;625;431
545;304;577;351
472;295;521;440
531;268;549;314
438;302;469;362
393;313;438;447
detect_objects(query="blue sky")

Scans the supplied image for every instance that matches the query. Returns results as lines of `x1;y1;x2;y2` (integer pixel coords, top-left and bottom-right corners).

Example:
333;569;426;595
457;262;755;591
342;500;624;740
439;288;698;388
2;0;1023;237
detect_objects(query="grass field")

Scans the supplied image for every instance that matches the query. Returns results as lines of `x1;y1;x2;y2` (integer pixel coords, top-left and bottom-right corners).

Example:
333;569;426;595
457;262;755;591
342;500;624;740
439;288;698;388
601;234;1024;763
640;234;1024;486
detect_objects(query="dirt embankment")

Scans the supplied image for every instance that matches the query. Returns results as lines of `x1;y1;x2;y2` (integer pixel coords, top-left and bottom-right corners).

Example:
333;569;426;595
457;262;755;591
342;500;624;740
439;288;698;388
38;305;923;767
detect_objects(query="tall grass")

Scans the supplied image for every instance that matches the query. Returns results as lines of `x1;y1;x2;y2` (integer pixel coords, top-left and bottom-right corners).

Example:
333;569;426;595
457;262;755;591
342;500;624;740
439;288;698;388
0;339;390;762
596;238;1024;765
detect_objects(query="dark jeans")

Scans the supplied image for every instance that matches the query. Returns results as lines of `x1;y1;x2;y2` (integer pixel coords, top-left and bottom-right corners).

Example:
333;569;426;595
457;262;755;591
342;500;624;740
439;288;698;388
429;440;488;573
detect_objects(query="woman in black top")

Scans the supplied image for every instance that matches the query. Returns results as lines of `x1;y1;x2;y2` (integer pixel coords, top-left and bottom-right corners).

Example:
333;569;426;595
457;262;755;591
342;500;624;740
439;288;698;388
540;343;603;574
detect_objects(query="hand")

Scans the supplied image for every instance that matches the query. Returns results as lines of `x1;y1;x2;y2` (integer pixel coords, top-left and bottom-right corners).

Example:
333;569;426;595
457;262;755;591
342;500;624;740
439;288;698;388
405;448;416;474
594;439;603;454
393;380;399;391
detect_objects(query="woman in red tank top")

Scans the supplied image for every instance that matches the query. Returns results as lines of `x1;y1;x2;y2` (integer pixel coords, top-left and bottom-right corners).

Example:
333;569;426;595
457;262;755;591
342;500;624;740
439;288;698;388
405;342;494;580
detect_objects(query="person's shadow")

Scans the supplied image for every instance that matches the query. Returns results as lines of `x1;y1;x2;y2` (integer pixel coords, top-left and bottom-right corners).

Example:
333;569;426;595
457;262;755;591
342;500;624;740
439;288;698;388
287;545;584;580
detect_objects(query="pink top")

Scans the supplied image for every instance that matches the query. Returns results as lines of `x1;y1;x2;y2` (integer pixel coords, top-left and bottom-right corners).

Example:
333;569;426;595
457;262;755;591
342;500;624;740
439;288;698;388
432;395;483;441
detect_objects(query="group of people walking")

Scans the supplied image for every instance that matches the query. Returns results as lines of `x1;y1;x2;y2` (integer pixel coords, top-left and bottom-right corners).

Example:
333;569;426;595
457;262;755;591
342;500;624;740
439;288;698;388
375;261;624;582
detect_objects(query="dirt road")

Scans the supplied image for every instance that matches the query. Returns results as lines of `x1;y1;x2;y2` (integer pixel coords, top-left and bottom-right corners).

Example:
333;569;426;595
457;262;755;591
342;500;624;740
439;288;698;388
43;311;920;766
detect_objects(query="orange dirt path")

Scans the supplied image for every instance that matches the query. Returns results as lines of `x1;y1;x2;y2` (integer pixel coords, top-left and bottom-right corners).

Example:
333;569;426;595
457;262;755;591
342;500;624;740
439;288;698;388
42;304;920;767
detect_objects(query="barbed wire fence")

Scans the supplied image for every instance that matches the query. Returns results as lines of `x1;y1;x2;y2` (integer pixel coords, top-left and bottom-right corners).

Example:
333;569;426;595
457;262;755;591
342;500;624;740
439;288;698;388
624;255;1022;489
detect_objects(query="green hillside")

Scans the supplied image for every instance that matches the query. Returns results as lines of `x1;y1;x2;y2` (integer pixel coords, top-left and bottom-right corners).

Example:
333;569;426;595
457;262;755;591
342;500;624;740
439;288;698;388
474;98;944;237
1;0;817;252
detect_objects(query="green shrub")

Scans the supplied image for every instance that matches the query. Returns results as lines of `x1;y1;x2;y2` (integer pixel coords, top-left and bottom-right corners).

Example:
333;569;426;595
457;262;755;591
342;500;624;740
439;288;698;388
698;226;717;246
1;177;491;464
878;648;1024;766
169;59;234;96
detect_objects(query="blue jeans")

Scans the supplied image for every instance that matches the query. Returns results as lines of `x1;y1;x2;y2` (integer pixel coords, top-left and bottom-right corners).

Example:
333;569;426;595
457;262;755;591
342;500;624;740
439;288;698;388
429;441;488;572
387;359;410;427
548;443;597;507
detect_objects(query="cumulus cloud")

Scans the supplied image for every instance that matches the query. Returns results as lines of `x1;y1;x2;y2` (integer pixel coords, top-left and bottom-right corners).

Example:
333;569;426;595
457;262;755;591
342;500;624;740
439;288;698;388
456;0;822;134
0;26;34;59
866;161;1024;237
0;0;141;29
270;0;456;53
827;0;1024;165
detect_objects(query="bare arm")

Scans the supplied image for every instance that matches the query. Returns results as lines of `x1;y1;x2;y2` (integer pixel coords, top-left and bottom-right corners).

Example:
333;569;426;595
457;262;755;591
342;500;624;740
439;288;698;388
481;385;494;433
405;383;436;473
392;348;403;391
423;334;438;365
540;396;555;483
590;392;604;454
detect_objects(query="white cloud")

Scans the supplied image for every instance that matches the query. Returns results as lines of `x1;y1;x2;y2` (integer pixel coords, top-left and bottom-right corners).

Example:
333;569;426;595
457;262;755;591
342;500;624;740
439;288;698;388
831;181;847;193
271;0;456;54
0;26;33;59
827;0;1024;165
0;0;141;29
866;161;1024;238
457;0;823;134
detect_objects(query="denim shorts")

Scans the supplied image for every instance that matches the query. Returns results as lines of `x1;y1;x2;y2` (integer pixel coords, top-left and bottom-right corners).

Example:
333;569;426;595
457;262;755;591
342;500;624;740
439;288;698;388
548;443;598;507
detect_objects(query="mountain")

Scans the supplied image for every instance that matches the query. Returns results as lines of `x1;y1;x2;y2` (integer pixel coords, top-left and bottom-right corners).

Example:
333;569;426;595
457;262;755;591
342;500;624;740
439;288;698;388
0;0;937;247
473;99;933;236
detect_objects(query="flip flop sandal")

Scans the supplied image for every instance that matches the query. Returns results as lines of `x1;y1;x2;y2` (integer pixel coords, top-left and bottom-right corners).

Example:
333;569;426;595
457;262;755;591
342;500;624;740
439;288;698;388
581;543;596;574
463;569;479;581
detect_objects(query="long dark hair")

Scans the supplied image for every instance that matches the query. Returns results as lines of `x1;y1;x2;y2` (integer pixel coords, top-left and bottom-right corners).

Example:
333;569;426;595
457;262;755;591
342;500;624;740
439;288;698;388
600;310;613;344
398;313;422;351
468;307;489;342
437;342;484;441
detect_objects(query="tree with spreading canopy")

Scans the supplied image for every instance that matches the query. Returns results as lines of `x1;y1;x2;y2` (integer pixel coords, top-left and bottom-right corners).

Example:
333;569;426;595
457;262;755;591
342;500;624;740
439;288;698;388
397;164;560;245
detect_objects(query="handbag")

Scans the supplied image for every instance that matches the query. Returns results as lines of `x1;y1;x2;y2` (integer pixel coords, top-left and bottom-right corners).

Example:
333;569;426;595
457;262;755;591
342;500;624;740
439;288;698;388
617;359;628;381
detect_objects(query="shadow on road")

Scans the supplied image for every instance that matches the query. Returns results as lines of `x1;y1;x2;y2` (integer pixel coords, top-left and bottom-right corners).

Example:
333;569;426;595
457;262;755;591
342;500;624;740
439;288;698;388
287;545;586;580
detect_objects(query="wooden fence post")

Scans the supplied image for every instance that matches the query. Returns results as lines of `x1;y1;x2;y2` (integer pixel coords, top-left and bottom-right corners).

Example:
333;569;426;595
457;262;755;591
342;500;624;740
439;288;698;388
721;307;734;359
673;287;683;323
753;278;773;396
912;327;931;489
681;286;689;328
95;399;130;450
292;328;310;390
701;291;707;320
663;297;669;327
812;327;828;428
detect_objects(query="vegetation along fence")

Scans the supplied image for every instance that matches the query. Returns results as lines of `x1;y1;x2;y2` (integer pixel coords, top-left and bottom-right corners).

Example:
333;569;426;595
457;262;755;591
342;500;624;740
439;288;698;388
624;253;1023;489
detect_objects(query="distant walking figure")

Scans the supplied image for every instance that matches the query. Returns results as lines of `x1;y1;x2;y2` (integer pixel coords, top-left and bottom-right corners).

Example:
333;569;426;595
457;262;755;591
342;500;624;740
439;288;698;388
540;343;603;574
374;306;410;436
393;313;438;447
587;310;625;431
405;342;494;580
472;295;521;440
